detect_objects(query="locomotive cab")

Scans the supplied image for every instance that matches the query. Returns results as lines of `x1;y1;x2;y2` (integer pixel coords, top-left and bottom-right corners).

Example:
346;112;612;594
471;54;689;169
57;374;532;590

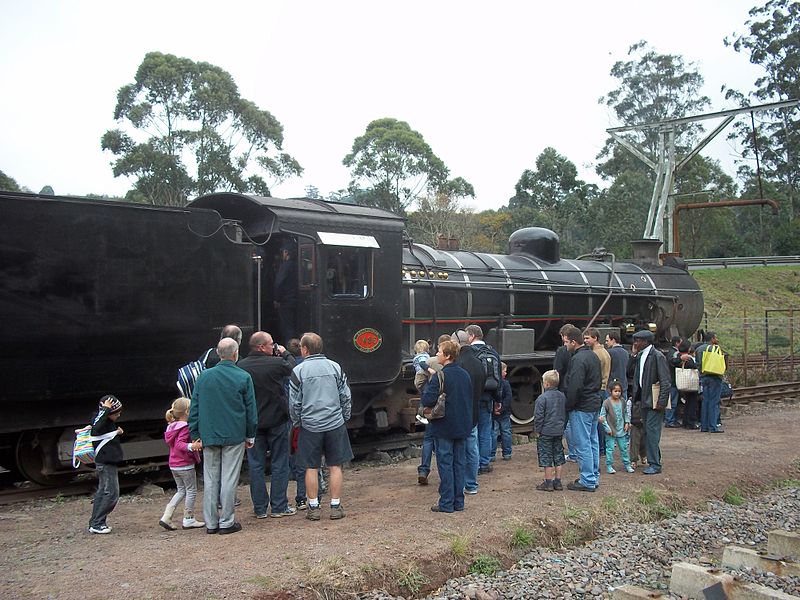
190;193;407;430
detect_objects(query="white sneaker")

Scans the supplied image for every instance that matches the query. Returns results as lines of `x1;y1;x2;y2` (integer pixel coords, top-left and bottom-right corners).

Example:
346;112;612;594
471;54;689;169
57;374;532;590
270;506;297;518
415;414;429;425
89;525;112;534
182;518;206;529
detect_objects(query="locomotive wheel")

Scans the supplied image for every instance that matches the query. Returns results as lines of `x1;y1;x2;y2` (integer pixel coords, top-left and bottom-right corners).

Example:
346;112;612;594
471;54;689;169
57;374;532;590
15;431;74;486
509;365;542;425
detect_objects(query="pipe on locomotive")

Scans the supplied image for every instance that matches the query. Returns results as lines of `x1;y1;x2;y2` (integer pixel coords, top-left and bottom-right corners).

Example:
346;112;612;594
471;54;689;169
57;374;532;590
575;248;617;332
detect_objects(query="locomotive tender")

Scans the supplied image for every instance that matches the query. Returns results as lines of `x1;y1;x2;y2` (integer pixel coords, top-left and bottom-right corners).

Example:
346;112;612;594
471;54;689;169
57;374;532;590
0;190;703;484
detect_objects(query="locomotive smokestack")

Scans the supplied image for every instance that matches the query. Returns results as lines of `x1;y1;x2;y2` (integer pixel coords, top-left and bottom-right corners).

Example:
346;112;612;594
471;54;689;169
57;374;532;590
629;239;663;265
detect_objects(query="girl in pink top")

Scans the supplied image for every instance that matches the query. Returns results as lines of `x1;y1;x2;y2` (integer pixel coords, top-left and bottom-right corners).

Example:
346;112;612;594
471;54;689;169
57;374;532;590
159;397;204;530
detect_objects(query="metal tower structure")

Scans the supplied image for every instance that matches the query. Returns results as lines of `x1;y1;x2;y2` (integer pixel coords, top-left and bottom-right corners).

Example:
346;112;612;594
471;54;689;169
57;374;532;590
606;98;799;253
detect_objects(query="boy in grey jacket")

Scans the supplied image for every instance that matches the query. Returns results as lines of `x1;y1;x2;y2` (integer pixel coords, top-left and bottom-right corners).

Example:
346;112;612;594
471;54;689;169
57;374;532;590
534;370;567;492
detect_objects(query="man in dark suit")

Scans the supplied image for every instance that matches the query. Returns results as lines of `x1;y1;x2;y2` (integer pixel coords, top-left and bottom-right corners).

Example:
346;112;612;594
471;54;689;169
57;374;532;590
630;330;671;474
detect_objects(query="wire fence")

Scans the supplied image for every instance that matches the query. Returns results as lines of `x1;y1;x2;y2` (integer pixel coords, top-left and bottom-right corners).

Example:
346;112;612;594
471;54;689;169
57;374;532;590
702;308;800;386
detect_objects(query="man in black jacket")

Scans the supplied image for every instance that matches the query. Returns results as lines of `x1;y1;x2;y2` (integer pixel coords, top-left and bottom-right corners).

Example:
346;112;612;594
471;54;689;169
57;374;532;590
630;330;671;474
238;331;297;518
563;328;602;492
453;329;483;494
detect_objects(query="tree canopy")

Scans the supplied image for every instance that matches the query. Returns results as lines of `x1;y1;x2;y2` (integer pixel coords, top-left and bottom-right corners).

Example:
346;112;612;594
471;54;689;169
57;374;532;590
101;52;302;206
343;118;471;215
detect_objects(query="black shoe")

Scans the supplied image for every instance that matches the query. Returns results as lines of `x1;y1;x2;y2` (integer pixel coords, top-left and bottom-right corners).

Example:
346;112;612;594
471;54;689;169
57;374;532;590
431;504;453;513
553;479;563;491
711;429;725;433
566;481;596;492
218;522;242;535
206;528;219;534
536;480;554;492
478;465;493;474
418;474;428;485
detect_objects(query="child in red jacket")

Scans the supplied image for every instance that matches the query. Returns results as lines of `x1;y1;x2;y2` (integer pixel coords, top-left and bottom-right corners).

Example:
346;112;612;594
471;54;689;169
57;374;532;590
160;397;204;530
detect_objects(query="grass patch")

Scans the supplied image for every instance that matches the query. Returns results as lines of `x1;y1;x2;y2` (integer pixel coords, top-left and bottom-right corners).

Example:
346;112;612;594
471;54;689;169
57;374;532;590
562;502;583;521
469;554;501;576
601;495;619;513
775;478;800;489
510;525;536;549
245;575;274;589
637;485;658;507
723;484;746;506
448;532;471;560
397;565;430;596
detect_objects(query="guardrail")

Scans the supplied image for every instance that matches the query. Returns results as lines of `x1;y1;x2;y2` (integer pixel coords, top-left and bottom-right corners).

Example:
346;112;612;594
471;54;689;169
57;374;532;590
684;256;800;270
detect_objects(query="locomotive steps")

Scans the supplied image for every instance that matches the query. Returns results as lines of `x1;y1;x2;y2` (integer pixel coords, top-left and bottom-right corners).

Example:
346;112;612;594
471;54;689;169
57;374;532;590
614;530;800;600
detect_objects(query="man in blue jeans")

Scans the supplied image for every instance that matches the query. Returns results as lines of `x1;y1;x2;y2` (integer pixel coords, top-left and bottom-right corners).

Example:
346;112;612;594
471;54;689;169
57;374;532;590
465;325;502;475
237;331;297;519
695;331;725;433
453;329;483;494
563;328;602;492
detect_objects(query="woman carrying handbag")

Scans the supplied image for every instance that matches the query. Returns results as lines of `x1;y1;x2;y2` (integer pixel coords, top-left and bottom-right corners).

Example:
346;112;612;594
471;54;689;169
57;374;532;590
675;340;700;429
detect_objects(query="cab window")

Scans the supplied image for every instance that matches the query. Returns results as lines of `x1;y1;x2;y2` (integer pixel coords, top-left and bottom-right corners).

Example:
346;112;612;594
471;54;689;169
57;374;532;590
325;247;372;298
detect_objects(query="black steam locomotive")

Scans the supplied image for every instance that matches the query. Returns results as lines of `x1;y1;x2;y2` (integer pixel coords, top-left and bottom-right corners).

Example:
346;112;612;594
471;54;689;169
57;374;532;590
0;190;703;484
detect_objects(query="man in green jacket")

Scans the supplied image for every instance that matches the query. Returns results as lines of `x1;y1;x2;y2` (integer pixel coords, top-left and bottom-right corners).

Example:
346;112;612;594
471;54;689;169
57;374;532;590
189;337;257;535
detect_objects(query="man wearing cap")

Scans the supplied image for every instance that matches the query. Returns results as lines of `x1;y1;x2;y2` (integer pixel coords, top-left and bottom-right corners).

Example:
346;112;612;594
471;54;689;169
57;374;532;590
189;337;257;534
274;243;298;342
630;330;671;474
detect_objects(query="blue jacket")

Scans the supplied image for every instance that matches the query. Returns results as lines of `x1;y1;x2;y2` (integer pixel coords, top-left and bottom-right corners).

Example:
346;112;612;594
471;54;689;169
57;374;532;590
421;362;473;440
534;388;567;436
289;354;351;432
189;360;258;446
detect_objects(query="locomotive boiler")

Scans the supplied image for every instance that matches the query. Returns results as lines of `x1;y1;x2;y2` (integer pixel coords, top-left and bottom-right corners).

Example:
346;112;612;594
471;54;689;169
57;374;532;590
0;190;703;484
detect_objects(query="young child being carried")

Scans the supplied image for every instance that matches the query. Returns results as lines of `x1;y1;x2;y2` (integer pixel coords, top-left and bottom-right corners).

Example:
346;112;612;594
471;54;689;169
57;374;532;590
159;397;205;530
534;370;567;492
599;381;634;474
412;340;431;391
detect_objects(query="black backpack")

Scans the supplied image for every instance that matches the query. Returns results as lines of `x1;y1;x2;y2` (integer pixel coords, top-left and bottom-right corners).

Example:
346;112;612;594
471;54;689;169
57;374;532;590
474;345;501;392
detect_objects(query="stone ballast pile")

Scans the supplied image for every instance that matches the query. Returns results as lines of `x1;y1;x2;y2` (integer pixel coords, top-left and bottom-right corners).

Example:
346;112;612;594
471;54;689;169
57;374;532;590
361;487;800;599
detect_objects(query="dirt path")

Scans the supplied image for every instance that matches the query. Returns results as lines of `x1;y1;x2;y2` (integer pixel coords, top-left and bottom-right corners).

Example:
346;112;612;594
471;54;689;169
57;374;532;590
2;403;800;600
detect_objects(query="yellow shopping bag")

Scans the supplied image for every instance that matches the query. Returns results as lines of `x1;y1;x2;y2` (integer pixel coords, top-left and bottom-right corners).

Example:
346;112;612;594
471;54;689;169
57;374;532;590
701;345;726;376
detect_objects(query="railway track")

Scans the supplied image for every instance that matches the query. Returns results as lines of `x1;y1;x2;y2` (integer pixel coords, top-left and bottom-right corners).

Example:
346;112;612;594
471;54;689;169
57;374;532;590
725;382;800;404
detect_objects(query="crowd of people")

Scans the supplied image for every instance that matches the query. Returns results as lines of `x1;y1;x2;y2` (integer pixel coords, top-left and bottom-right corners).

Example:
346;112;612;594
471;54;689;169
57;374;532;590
85;323;728;533
87;326;352;534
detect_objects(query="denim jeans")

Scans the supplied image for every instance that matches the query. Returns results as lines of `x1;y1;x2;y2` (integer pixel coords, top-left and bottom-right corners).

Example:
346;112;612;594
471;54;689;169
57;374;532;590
248;423;291;515
568;410;600;489
700;376;722;432
641;404;664;469
563;421;577;460
203;443;245;529
434;437;466;512
665;386;680;425
477;403;493;468
89;463;119;528
465;426;479;492
418;426;435;477
491;414;512;458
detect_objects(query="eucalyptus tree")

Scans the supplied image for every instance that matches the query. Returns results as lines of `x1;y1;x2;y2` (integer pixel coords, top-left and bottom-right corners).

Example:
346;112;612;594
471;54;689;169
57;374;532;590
101;52;301;206
343;118;458;215
725;0;800;217
509;147;596;257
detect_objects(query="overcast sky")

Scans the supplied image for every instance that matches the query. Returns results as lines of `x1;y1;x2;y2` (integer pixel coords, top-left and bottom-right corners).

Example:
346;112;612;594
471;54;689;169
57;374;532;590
0;1;766;211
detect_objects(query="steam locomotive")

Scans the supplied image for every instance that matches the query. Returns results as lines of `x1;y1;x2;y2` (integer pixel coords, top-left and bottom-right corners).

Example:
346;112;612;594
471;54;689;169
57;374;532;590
0;190;703;484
